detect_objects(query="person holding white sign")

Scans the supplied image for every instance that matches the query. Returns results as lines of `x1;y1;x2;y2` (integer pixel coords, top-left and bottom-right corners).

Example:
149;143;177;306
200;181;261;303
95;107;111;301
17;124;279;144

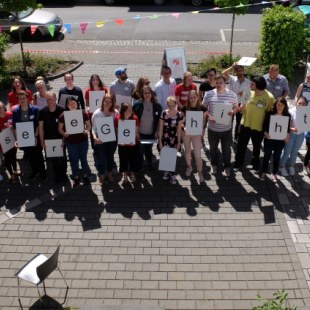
203;74;239;177
295;72;310;105
158;96;183;184
38;91;67;183
181;90;207;182
92;93;118;186
0;102;19;183
12;91;47;181
33;79;48;110
279;96;308;176
175;71;197;110
261;98;290;183
58;96;91;187
115;103;140;184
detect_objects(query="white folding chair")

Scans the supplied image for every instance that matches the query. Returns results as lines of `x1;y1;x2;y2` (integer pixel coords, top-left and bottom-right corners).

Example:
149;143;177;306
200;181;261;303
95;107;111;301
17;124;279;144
15;245;69;309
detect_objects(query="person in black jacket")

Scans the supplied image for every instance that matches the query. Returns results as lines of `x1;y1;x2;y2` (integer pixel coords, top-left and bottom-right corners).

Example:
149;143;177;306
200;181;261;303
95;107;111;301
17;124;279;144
133;85;162;171
261;97;290;183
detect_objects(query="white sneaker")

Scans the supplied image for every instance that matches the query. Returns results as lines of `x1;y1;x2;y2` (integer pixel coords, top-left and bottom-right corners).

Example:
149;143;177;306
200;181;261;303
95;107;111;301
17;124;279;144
303;166;310;176
280;167;288;177
224;168;230;177
212;165;217;174
288;166;295;176
0;174;3;182
170;175;177;185
162;171;169;180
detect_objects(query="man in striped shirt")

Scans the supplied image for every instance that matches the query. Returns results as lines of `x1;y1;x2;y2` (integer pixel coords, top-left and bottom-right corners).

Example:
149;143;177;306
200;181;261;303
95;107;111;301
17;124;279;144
203;74;239;177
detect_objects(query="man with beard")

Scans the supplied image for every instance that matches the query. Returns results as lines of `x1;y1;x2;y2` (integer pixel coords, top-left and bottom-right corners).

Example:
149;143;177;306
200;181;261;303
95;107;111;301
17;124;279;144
110;68;135;110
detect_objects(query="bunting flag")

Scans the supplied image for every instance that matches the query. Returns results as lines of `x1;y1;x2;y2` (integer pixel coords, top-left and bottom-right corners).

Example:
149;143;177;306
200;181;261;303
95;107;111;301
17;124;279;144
192;11;199;14
115;19;124;26
96;21;105;28
80;22;88;34
0;26;3;33
48;24;55;37
10;26;19;32
171;13;181;18
148;14;159;19
31;25;38;35
64;23;72;33
236;2;245;7
134;15;141;19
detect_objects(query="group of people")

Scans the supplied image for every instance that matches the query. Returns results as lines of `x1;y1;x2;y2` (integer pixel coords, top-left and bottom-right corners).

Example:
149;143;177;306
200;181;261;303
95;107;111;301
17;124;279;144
0;63;310;187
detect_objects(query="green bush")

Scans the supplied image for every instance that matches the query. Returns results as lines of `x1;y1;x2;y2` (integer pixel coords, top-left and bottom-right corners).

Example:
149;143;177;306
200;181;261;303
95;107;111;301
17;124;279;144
189;54;266;80
259;5;306;81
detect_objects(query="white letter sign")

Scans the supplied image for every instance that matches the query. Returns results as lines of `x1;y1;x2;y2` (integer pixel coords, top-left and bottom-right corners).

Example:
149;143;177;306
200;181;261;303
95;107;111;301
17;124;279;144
185;111;203;135
269;115;289;140
213;102;233;126
159;147;177;172
45;139;64;158
90;91;105;113
0;127;16;153
95;116;116;143
118;120;136;144
64;110;84;135
296;106;310;133
16;122;35;147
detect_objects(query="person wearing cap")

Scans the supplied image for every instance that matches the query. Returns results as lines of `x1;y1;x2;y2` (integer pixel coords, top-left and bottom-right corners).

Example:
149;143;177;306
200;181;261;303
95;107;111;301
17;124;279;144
110;68;135;110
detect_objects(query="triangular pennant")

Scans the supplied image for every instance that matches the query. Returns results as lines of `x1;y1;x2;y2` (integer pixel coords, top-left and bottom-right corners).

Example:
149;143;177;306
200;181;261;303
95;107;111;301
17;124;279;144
96;21;106;28
171;13;181;18
236;2;245;7
31;25;38;35
148;14;159;19
115;19;124;26
80;22;88;34
64;23;72;33
10;26;19;32
48;24;55;37
210;7;220;10
192;11;199;14
0;26;3;33
134;15;141;19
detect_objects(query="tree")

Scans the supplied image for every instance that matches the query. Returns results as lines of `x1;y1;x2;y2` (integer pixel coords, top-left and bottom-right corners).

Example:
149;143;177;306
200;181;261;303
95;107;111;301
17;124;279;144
259;5;306;80
0;0;41;76
214;0;249;64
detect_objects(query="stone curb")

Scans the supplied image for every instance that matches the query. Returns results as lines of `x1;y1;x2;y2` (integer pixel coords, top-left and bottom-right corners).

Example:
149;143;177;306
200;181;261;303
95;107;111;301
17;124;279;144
47;60;84;80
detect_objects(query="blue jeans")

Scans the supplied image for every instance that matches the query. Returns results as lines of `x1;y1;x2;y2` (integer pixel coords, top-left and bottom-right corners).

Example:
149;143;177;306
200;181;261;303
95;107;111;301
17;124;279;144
94;141;117;175
66;140;89;178
280;132;304;167
208;129;232;168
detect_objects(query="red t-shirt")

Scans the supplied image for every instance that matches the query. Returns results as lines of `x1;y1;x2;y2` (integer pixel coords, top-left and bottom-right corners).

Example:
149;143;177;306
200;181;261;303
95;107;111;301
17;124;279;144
175;83;197;107
115;114;140;146
8;89;33;107
0;111;12;130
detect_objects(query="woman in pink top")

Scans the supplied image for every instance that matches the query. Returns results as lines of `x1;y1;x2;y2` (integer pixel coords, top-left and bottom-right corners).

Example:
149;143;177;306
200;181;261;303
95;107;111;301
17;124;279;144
175;71;197;110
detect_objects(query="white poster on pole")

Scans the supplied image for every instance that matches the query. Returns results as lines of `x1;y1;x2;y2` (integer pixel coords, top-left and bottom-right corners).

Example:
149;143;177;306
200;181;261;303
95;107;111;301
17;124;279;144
296;106;310;132
58;94;78;109
45;139;64;158
89;91;105;113
159;147;177;172
185;111;203;135
118;120;136;144
95;116;116;143
64;110;84;135
213;102;233;126
16;122;35;147
0;127;16;153
269;115;289;140
165;47;187;80
237;57;257;66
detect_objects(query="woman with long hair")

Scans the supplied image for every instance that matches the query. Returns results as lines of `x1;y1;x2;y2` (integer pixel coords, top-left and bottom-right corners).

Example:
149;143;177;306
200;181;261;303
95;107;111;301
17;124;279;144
8;76;33;109
175;71;197;110
132;76;151;100
33;79;48;110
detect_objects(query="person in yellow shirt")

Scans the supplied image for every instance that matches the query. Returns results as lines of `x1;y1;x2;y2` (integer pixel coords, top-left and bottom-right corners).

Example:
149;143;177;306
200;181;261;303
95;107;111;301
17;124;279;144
234;76;275;172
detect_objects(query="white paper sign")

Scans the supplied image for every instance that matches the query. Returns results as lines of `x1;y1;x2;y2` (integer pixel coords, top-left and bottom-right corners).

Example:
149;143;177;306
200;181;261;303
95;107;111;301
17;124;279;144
89;91;105;113
118;120;136;144
16;122;35;147
185;111;203;135
95;116;116;143
64;110;84;135
140;139;157;144
45;139;64;158
0;127;16;153
213;102;233;126
115;94;132;108
269;115;289;140
296;106;310;133
59;94;78;109
237;57;257;66
159;147;177;172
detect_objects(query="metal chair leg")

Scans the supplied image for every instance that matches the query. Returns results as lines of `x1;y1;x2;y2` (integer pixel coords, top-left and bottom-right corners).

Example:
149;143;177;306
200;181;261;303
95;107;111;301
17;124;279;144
57;266;69;304
17;278;23;310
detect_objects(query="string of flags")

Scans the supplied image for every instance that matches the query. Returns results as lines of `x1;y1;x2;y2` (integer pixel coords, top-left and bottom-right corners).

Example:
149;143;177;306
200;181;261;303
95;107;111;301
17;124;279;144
0;2;277;37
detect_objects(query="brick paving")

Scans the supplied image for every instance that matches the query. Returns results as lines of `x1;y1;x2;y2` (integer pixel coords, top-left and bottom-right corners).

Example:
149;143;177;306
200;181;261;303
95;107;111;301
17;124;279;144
1;39;310;309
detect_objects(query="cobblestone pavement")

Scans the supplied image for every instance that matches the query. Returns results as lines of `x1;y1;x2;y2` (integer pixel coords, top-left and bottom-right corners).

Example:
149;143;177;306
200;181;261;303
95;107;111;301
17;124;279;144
1;39;310;310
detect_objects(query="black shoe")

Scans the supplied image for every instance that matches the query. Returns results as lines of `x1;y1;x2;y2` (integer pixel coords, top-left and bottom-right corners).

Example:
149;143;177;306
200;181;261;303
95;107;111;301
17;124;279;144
148;163;157;171
233;166;241;173
40;172;48;182
83;176;90;185
29;172;40;181
73;178;80;188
